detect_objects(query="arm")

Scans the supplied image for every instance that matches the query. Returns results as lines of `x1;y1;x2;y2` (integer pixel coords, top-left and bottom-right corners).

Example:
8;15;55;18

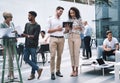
115;43;119;50
46;17;63;33
103;44;112;51
21;23;37;38
48;25;62;33
73;19;84;31
45;35;50;42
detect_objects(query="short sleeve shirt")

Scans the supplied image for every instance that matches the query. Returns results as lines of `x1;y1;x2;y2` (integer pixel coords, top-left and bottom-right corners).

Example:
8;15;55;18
103;37;118;49
46;16;64;36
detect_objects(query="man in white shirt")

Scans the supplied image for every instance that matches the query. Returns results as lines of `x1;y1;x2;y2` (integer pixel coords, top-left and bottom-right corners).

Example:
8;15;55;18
46;6;65;80
102;30;119;60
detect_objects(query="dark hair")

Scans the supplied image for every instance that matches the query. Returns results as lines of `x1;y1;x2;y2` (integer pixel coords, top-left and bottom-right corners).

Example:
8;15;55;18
29;11;37;17
41;30;45;34
106;30;112;35
68;7;81;19
56;6;64;10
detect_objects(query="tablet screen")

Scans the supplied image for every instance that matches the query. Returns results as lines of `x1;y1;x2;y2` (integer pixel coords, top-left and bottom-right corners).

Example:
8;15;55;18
63;22;73;28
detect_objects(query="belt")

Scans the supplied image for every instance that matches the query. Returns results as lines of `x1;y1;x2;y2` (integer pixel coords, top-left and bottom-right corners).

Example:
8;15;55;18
50;35;64;38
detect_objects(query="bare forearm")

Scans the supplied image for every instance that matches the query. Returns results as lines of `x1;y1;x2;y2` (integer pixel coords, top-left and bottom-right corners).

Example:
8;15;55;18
48;28;57;33
48;26;62;33
115;44;119;50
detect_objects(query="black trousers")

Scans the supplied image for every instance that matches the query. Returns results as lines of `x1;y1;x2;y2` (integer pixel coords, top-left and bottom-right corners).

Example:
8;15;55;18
102;49;115;60
84;36;92;58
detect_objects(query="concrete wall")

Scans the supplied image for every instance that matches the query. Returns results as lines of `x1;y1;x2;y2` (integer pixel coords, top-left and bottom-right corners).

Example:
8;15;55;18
0;0;95;43
95;0;120;45
0;0;95;30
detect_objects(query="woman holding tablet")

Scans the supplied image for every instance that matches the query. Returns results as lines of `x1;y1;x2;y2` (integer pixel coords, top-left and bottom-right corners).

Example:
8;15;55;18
65;7;84;77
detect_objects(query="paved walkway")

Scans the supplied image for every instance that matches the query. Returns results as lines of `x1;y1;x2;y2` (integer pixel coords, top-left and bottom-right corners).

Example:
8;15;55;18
0;40;115;83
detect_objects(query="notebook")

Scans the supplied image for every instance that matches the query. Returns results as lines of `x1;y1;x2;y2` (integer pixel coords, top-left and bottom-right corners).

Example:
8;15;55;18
96;58;108;66
0;28;15;38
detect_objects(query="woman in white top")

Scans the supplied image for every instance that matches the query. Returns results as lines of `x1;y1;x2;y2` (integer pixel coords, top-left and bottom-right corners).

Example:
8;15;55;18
65;7;84;77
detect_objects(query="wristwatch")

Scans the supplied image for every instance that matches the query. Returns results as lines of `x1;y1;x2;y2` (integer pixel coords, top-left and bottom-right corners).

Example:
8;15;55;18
27;35;30;38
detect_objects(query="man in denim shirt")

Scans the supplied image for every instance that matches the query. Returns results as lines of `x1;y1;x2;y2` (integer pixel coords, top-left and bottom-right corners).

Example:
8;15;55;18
83;21;92;59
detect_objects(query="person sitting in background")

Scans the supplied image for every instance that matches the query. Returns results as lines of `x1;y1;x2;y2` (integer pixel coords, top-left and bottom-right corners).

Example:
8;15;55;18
97;30;119;61
39;30;49;45
38;30;49;63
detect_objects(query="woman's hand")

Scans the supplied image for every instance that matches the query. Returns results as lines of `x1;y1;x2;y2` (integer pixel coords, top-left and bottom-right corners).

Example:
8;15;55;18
73;26;82;31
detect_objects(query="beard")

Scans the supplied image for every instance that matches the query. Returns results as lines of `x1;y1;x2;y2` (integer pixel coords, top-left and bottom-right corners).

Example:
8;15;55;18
28;18;33;21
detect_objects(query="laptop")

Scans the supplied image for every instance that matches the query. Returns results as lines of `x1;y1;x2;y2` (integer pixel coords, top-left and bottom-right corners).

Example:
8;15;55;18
96;58;108;66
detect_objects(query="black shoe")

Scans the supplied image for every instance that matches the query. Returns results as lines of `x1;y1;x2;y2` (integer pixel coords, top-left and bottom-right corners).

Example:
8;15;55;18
51;73;55;80
56;71;63;77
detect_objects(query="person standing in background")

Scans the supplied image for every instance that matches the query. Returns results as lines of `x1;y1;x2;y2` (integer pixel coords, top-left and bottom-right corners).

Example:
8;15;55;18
80;32;85;57
0;12;17;80
83;21;92;59
65;7;84;77
22;11;43;80
47;6;65;80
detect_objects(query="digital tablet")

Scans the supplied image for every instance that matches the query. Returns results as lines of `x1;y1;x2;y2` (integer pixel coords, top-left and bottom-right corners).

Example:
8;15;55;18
63;22;73;28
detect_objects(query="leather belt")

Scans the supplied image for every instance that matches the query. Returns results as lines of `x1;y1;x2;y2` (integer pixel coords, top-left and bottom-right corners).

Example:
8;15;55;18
50;35;64;38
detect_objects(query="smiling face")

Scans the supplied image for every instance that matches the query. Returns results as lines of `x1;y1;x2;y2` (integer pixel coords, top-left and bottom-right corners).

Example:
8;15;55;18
6;16;13;22
3;12;13;22
107;32;112;41
56;9;63;18
69;9;76;18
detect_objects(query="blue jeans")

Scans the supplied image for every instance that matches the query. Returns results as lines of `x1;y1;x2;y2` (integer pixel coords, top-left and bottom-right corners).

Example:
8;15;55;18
24;47;39;74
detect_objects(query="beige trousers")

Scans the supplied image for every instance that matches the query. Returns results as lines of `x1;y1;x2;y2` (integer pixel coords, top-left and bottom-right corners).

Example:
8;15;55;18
68;33;81;67
6;43;15;75
49;37;65;73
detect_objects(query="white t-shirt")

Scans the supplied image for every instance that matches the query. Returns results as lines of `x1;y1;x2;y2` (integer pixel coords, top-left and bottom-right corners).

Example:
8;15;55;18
39;34;49;46
103;37;118;50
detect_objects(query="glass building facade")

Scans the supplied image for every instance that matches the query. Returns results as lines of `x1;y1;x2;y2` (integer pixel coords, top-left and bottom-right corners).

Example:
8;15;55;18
95;0;120;45
61;0;95;5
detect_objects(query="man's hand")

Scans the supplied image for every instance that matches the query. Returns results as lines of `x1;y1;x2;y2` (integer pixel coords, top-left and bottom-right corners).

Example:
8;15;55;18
106;47;112;51
56;25;62;31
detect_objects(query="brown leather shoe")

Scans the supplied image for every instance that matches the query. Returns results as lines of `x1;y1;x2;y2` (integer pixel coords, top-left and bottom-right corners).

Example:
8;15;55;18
28;74;35;80
37;68;43;79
